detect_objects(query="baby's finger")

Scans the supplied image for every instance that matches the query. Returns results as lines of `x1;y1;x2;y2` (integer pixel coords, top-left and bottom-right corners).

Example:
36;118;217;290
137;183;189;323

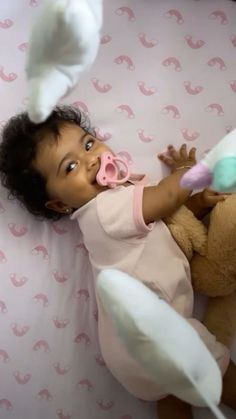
189;147;196;161
158;153;174;166
179;143;187;159
206;189;231;197
207;194;227;205
167;145;179;160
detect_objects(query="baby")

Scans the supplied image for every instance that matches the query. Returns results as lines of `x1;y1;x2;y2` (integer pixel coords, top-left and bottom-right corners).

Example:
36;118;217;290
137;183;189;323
0;106;235;419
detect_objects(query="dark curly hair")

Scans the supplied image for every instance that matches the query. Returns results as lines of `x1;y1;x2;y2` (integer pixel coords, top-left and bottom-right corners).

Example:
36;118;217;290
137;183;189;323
0;105;94;220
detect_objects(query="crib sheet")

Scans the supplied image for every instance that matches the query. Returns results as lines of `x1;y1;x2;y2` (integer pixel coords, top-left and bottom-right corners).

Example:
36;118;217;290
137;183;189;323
0;1;236;419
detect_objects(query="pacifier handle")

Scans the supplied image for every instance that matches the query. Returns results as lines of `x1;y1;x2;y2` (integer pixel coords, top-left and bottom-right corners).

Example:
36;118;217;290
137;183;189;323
96;152;130;188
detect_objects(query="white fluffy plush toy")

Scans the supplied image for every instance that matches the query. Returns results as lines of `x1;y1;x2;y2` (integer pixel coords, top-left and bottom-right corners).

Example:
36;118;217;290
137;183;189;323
26;0;103;123
181;129;236;191
97;270;226;419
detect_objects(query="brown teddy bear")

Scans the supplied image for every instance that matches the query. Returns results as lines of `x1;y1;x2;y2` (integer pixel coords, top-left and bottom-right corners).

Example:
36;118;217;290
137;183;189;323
166;194;236;349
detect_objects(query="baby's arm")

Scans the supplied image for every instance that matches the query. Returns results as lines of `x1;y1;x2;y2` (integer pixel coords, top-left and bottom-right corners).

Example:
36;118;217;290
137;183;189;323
143;144;196;224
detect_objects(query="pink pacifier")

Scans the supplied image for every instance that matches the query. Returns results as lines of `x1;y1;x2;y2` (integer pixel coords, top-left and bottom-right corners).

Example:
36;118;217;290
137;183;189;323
96;152;130;188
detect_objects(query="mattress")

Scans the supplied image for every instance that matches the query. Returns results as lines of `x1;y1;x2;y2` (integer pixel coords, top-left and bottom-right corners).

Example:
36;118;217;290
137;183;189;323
0;1;235;418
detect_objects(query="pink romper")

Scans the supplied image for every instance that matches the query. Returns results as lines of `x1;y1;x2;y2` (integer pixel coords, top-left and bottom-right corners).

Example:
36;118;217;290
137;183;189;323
71;179;230;400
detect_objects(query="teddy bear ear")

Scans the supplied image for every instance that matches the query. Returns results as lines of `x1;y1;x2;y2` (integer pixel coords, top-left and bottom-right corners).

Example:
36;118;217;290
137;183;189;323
97;269;226;419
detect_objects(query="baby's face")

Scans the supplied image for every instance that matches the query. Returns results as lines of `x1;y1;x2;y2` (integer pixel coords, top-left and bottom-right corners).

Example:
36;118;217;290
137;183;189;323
34;122;112;214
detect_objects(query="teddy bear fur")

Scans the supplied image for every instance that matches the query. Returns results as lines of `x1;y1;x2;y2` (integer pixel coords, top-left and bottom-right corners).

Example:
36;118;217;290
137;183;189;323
166;194;236;349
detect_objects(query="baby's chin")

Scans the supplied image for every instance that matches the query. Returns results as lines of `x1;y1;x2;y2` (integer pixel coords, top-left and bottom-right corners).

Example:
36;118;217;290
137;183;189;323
94;183;109;197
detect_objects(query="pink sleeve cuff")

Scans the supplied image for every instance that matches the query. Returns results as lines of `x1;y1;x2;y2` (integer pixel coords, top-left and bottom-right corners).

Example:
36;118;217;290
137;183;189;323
133;184;154;234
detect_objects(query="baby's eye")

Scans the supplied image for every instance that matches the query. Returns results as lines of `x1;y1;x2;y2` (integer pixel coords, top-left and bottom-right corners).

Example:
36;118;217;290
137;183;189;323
66;161;78;174
85;138;94;151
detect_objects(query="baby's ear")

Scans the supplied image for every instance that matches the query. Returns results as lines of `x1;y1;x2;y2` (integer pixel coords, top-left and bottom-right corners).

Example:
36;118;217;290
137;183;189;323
45;199;70;214
26;0;103;123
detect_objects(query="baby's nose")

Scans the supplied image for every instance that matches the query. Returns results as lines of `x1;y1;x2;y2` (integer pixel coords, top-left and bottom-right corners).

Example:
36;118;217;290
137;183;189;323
87;155;99;169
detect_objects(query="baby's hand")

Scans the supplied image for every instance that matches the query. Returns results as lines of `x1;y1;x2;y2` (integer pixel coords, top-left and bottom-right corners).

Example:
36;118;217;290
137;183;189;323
158;144;197;173
200;189;229;209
